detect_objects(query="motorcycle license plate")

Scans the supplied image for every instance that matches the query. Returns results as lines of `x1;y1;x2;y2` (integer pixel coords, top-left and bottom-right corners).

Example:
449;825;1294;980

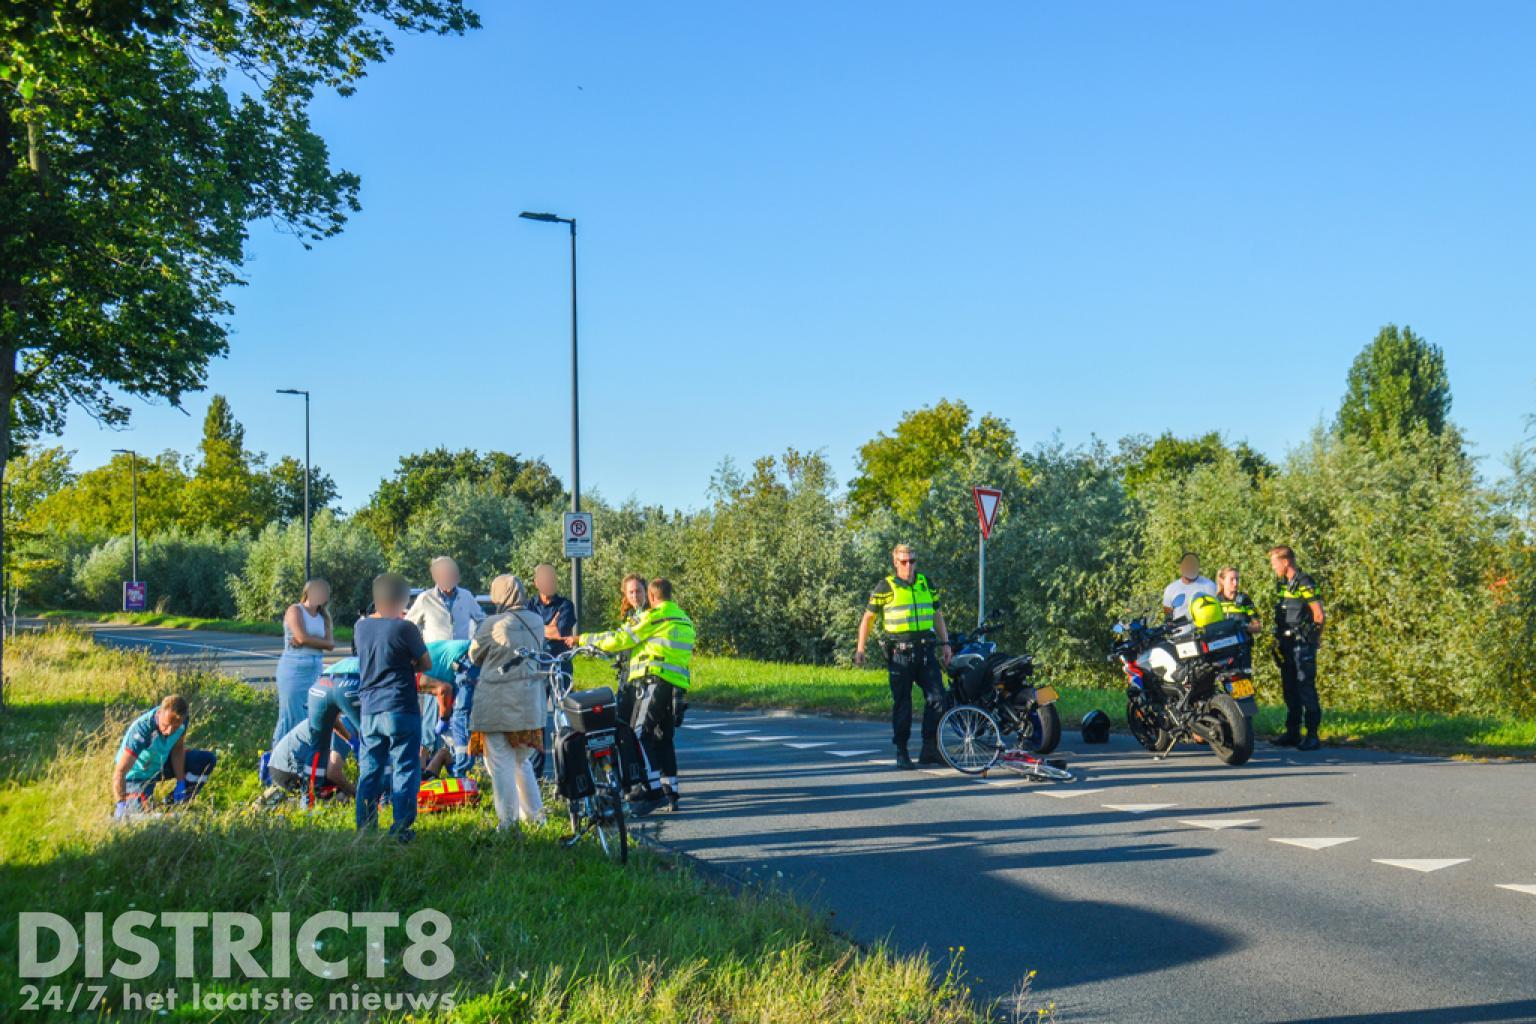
1033;686;1059;705
1229;678;1255;699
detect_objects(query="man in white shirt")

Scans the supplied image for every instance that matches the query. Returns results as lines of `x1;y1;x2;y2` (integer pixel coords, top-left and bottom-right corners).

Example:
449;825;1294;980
1162;552;1217;622
406;556;485;643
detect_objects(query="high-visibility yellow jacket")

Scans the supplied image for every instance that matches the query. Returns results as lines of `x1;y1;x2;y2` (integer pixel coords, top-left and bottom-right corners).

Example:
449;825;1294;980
582;600;696;689
868;573;938;636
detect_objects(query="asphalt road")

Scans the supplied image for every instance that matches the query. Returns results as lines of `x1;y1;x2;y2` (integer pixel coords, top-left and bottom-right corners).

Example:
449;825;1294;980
80;624;1536;1023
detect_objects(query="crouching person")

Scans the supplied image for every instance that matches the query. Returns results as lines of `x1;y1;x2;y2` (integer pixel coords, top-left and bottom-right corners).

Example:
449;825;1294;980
469;574;547;831
112;694;216;819
269;719;356;801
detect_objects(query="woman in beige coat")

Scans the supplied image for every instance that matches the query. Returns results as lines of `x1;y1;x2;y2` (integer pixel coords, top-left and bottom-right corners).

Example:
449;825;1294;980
469;574;548;829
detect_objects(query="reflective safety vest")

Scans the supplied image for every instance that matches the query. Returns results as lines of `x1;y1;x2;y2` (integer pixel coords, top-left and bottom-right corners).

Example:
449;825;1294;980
882;574;937;635
1220;593;1258;621
1275;572;1321;638
582;600;696;690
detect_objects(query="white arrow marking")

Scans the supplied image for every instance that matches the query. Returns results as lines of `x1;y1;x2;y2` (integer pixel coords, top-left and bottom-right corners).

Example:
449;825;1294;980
1270;837;1358;851
1373;858;1470;873
679;724;713;730
1102;803;1176;814
745;735;795;742
827;750;876;758
1179;818;1260;830
1496;884;1536;897
784;741;835;749
1035;788;1106;799
710;729;757;736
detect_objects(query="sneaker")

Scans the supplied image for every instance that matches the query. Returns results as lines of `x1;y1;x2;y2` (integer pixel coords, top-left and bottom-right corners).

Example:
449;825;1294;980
662;787;680;813
1297;735;1321;751
1270;733;1301;748
894;749;915;770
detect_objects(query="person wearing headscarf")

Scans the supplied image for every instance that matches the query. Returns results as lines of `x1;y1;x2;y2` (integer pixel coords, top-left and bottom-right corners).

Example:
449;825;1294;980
468;574;548;829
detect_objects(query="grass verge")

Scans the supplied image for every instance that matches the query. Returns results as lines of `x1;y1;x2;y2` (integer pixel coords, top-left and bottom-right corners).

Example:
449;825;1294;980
0;629;1000;1023
29;607;353;642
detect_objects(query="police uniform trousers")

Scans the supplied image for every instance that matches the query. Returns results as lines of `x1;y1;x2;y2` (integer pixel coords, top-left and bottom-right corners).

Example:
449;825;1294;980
1278;637;1322;734
888;643;945;750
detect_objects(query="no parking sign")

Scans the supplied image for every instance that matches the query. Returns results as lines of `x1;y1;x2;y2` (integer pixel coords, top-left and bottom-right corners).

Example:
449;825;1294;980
563;512;594;559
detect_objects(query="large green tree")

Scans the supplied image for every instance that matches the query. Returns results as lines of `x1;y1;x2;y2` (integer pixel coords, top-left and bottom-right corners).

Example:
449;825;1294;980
849;399;1020;522
182;394;270;533
357;448;564;553
1336;324;1453;448
1120;431;1273;495
0;1;476;699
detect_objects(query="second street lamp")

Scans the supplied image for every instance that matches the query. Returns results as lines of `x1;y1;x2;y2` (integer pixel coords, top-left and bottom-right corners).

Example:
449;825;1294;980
276;388;312;580
520;210;583;627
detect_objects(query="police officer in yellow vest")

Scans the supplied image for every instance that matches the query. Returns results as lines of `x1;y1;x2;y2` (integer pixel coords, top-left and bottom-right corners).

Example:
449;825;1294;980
577;577;694;813
855;544;951;769
1268;545;1325;751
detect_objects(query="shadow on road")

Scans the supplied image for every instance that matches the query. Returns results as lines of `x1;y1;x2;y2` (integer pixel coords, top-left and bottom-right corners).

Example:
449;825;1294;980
1265;1000;1536;1024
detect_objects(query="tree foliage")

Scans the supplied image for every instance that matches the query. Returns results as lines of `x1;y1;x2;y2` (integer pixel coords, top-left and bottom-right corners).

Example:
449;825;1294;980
849;399;1020;522
229;512;386;624
1336;324;1452;448
1120;431;1273;495
391;480;536;594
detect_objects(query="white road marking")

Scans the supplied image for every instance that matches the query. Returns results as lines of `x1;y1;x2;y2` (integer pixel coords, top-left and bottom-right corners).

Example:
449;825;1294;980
679;724;714;730
1035;788;1107;799
1103;803;1176;814
827;750;876;758
1179;819;1260;830
745;735;795;742
1373;858;1470;873
710;729;757;736
1270;837;1359;851
1496;884;1536;897
783;741;835;749
97;633;281;659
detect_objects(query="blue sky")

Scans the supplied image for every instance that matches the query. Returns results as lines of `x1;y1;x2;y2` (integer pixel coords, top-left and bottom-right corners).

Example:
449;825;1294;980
52;1;1536;509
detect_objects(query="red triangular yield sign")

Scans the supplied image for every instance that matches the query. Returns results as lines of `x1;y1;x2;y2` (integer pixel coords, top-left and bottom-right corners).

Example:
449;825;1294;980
973;486;1002;539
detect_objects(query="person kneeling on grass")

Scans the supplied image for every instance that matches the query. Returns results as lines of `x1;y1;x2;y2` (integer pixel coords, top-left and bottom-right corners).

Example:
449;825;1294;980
268;718;356;801
112;694;217;819
354;572;433;842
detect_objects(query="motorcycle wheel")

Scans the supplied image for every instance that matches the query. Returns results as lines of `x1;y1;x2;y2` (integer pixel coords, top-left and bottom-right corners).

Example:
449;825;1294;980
1017;703;1061;755
1201;694;1254;766
1125;697;1169;753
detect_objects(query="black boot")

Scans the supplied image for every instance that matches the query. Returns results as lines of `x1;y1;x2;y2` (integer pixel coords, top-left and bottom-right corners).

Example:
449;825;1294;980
894;747;915;770
917;743;942;766
1297;733;1321;751
1271;731;1301;748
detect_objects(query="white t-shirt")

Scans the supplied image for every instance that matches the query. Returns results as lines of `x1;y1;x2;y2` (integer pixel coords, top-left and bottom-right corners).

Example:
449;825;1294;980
1162;576;1217;621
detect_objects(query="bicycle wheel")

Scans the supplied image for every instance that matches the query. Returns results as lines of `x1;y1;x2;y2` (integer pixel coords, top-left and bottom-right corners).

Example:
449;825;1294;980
938;704;1003;774
591;760;629;865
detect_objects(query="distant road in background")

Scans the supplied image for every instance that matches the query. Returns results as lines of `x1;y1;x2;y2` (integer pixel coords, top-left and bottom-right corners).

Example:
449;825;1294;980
58;621;1536;1023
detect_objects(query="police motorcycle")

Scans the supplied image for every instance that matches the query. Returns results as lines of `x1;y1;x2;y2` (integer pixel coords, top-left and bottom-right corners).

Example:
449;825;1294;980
936;621;1071;779
1109;596;1254;766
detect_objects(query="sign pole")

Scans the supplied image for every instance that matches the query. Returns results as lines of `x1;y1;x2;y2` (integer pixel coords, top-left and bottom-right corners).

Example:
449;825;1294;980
978;529;986;629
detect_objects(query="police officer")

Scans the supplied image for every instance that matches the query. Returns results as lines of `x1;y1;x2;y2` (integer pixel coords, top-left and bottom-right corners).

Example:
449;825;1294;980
855;543;951;770
1215;566;1263;641
1268;545;1325;751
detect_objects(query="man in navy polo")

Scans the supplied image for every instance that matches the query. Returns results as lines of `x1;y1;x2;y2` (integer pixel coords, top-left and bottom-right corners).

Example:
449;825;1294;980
527;563;575;777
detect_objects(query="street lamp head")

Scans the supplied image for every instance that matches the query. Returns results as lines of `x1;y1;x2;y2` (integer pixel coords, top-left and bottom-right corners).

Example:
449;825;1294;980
520;211;568;223
111;448;135;455
276;388;308;396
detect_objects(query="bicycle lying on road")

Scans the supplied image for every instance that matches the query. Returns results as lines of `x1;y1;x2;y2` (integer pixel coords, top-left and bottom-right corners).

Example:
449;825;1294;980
937;624;1074;782
514;645;640;864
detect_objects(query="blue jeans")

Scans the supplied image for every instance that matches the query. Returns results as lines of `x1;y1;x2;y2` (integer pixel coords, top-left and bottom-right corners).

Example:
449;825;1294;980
274;651;322;748
450;675;476;777
355;712;421;837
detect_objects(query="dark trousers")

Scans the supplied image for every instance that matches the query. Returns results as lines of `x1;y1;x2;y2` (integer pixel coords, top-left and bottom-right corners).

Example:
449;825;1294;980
631;678;684;793
1279;639;1322;734
888;645;945;750
355;712;421;837
124;749;218;799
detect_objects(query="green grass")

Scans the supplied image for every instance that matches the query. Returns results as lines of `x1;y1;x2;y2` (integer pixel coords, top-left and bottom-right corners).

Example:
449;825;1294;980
0;629;1003;1023
30;607;354;642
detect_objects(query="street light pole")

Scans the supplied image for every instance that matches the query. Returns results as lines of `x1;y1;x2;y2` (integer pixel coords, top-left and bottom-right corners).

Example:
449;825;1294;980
111;449;138;582
521;210;582;628
276;388;312;580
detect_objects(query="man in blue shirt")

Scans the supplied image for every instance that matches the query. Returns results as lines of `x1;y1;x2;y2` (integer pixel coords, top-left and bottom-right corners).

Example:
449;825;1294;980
353;573;432;841
111;694;217;818
527;563;576;778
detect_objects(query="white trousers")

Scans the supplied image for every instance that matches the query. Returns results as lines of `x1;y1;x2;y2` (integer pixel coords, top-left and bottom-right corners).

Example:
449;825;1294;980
482;733;543;828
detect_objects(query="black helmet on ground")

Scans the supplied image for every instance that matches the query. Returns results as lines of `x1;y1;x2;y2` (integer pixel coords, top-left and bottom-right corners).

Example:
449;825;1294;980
1081;709;1111;744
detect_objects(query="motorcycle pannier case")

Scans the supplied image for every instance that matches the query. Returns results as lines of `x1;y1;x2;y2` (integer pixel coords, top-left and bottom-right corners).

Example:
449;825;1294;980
554;730;596;800
562;686;619;734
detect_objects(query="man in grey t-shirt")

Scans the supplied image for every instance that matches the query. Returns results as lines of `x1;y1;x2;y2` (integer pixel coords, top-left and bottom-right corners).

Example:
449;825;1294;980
1162;552;1217;622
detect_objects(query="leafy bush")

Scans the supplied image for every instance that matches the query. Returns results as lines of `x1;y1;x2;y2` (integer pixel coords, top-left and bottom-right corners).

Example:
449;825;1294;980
390;480;535;594
72;529;248;617
229;512;386;624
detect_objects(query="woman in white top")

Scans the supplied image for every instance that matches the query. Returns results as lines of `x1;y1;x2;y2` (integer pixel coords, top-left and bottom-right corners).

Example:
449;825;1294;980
274;579;336;748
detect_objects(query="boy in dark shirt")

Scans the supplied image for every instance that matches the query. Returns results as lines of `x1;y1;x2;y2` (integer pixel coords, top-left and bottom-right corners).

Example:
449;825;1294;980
353;573;432;840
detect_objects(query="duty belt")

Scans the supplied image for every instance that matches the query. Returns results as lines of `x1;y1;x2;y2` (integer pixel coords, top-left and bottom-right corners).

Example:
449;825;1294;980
887;638;935;653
